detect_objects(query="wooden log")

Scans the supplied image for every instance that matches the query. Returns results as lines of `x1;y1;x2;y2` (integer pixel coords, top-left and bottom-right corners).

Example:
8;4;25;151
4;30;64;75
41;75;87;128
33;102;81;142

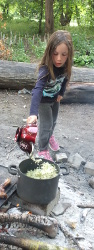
62;82;94;104
0;235;67;250
0;60;94;90
0;60;94;103
0;60;38;90
0;212;58;238
71;67;94;83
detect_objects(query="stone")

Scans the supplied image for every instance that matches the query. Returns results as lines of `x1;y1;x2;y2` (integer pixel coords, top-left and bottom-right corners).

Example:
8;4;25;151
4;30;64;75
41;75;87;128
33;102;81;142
9;188;60;216
68;153;86;169
88;177;94;188
84;161;94;176
55;153;68;163
52;202;71;216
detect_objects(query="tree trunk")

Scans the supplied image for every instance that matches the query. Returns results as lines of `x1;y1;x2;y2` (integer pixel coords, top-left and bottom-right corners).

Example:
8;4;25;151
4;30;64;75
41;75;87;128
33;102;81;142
39;0;44;34
45;0;54;34
62;83;94;104
60;0;73;26
0;60;38;90
0;60;94;104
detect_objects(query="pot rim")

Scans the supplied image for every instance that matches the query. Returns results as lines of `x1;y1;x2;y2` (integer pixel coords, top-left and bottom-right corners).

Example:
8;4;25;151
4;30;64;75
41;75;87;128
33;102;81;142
19;158;60;181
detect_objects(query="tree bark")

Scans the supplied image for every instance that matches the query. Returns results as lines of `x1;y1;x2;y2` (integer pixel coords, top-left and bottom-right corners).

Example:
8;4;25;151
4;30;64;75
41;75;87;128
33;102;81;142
39;0;43;34
0;60;38;90
0;235;66;250
45;0;54;34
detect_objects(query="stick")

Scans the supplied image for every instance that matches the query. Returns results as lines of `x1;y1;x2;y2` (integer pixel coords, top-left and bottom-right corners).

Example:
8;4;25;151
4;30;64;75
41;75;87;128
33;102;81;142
0;235;68;250
59;224;82;250
77;204;94;208
6;145;16;159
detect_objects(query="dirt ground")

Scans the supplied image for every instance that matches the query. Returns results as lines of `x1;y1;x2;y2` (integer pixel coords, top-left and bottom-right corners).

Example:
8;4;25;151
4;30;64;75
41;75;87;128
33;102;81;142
0;89;94;249
0;89;94;165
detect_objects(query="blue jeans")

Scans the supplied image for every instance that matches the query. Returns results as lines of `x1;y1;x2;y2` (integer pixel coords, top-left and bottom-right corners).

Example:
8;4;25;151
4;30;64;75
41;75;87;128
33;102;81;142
38;102;60;151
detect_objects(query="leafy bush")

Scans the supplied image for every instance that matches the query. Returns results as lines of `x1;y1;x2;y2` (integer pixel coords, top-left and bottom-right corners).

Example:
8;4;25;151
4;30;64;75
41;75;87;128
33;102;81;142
0;19;94;67
28;37;47;58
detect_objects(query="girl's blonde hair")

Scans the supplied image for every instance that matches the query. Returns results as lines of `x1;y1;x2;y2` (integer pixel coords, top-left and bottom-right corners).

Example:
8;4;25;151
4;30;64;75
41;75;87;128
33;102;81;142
39;30;73;80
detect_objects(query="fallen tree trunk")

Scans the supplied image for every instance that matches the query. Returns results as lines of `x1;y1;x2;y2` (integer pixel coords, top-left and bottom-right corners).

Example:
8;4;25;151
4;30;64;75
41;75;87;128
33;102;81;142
0;60;94;104
62;83;94;104
0;60;38;90
0;60;94;90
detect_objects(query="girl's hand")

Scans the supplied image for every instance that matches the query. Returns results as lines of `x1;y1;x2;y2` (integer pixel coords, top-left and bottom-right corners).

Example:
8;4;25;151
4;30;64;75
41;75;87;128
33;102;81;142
57;95;63;102
27;115;37;124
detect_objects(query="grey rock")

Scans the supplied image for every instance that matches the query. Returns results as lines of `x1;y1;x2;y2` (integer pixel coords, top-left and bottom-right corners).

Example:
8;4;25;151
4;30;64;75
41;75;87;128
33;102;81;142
52;202;71;216
55;153;68;163
68;153;86;169
88;177;94;188
84;161;94;176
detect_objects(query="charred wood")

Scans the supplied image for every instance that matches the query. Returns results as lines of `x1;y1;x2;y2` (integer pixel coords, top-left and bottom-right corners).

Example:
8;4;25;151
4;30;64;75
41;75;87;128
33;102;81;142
0;179;11;199
0;212;58;238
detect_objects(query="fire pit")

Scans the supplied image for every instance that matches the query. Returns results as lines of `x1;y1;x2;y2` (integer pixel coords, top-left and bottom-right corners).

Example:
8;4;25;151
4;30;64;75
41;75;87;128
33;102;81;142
0;164;60;249
8;158;60;205
0;163;60;216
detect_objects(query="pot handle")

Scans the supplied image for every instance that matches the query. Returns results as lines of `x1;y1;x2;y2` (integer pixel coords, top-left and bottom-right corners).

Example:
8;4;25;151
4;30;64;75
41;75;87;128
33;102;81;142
8;165;18;175
60;165;69;175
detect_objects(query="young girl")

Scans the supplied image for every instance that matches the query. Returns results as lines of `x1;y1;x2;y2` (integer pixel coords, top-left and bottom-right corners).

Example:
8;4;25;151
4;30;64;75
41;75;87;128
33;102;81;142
27;30;73;161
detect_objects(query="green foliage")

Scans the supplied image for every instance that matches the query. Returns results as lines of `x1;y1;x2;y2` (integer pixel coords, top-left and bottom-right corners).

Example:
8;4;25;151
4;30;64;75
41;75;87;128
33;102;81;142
0;19;39;36
28;36;47;58
0;19;94;67
65;26;94;67
12;40;30;62
74;54;94;67
0;0;94;28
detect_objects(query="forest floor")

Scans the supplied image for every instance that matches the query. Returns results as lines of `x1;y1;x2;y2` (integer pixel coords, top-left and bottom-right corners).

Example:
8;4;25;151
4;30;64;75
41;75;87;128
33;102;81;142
0;89;94;249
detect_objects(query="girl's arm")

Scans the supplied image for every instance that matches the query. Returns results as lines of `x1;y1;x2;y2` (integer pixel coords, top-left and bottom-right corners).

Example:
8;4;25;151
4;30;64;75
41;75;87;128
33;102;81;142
27;66;49;124
56;95;63;102
27;115;37;124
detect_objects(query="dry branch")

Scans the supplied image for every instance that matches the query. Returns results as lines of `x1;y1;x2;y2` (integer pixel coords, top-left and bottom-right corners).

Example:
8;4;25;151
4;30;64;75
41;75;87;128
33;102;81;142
0;235;67;250
77;204;94;208
59;224;82;250
0;212;58;238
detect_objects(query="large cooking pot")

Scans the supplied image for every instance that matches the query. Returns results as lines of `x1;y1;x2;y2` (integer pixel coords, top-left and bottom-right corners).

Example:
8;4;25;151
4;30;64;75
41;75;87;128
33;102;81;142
8;158;60;205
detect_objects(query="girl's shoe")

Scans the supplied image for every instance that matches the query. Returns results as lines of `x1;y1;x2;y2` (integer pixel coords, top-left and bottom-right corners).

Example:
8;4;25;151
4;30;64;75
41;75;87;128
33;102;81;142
49;135;60;151
37;150;53;162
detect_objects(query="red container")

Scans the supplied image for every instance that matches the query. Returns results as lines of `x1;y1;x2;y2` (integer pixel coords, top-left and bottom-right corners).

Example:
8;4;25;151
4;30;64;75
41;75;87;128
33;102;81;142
15;124;38;154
